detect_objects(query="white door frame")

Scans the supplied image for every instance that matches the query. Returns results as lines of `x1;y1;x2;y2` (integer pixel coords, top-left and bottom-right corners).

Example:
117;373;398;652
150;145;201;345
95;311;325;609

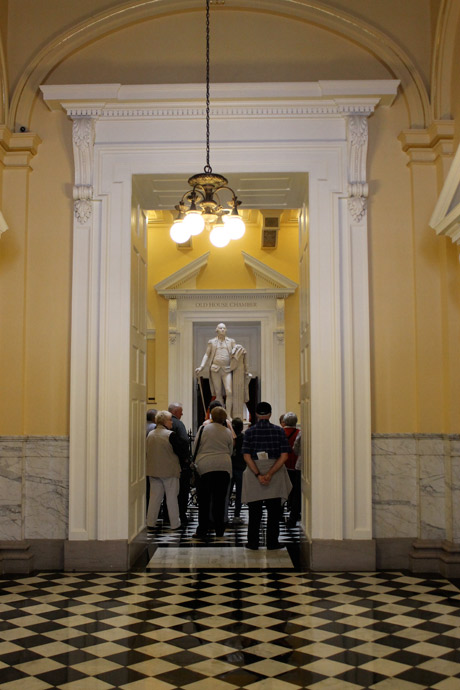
41;81;398;558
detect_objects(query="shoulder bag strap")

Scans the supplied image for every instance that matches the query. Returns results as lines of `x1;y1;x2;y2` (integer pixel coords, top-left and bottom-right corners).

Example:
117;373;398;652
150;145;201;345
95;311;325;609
192;425;205;463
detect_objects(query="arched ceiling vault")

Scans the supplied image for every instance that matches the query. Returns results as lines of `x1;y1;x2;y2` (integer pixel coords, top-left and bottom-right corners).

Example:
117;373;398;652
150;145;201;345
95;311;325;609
431;0;460;121
9;0;430;131
0;30;8;124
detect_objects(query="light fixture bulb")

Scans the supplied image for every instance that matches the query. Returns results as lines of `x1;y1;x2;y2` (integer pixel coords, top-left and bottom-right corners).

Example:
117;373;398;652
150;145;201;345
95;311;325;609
170;220;192;244
183;211;205;235
210;223;231;248
223;213;245;240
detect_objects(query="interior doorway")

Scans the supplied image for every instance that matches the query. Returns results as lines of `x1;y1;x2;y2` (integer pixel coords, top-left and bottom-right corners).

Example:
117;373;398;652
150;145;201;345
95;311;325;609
46;81;382;570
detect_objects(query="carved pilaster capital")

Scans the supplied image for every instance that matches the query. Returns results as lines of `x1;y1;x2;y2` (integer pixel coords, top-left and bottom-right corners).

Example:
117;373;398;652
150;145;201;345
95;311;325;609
168;299;178;329
74;199;92;225
347;196;367;224
345;114;369;223
72;117;96;189
276;299;285;329
73;184;93;224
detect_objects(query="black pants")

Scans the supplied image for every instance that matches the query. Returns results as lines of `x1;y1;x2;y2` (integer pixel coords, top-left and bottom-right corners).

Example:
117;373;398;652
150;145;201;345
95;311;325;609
196;471;230;537
287;469;301;522
247;498;282;548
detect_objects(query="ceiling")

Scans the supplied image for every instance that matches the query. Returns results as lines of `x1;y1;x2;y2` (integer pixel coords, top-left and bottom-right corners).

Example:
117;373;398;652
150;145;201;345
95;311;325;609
133;172;308;211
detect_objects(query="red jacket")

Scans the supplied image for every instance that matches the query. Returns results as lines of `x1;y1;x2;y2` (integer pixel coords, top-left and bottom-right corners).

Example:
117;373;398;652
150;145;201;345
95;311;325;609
284;427;300;469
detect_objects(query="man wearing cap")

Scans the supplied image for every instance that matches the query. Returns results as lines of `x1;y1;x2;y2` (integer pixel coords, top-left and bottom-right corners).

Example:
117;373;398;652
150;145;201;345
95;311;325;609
241;402;291;550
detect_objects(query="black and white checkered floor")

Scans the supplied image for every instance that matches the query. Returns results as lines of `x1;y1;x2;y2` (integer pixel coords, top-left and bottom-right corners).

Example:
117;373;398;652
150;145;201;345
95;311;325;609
143;503;303;570
1;507;460;689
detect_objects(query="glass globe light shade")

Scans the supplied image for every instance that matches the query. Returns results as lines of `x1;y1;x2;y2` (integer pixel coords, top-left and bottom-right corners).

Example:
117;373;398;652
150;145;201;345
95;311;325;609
182;210;205;236
223;213;245;240
210;223;231;248
170;220;192;244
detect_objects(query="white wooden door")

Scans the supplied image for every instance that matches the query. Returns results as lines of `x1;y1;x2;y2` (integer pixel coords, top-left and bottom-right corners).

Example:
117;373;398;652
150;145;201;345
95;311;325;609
129;181;148;539
298;197;311;539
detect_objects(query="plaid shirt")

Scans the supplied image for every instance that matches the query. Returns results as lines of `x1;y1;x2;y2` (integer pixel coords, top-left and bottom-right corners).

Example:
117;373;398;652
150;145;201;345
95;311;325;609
242;419;290;460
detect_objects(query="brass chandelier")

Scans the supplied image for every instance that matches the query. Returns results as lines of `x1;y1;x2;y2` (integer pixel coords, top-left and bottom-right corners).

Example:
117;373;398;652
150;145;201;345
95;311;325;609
169;0;245;248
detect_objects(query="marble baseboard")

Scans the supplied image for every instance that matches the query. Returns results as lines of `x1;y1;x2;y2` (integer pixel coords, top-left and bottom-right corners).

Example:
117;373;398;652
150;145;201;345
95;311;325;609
0;540;34;574
375;537;413;570
372;433;460;542
28;539;65;571
0;436;69;540
409;539;460;578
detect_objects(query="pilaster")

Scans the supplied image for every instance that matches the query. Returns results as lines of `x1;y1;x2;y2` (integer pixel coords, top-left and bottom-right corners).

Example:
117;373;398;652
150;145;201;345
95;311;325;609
67;116;99;541
71;117;96;224
338;104;374;540
398;122;456;431
0;126;41;434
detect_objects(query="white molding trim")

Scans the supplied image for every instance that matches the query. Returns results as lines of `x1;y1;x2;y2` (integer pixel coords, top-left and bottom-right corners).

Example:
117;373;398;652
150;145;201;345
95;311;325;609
51;81;391;545
41;81;399;112
430;142;460;246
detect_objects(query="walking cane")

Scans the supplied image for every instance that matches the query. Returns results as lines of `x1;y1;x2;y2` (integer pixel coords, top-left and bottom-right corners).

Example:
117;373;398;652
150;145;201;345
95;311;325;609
197;376;206;416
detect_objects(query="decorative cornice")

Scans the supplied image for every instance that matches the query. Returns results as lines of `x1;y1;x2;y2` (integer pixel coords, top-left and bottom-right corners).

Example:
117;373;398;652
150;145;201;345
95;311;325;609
398;120;455;164
40;82;398;125
63;103;381;121
158;290;294;300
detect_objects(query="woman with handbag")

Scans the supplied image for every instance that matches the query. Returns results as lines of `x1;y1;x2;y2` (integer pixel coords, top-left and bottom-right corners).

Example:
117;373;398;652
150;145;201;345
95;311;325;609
192;406;233;539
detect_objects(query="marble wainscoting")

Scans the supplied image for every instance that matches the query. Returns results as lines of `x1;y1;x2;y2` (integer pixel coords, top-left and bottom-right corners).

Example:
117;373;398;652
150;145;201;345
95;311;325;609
373;433;460;575
0;436;68;572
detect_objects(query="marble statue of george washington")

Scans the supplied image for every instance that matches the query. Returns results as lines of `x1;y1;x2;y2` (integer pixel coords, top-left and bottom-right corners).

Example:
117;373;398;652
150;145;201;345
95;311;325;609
195;323;250;419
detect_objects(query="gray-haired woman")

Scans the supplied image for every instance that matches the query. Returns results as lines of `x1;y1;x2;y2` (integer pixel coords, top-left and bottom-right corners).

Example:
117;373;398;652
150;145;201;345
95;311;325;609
146;410;183;530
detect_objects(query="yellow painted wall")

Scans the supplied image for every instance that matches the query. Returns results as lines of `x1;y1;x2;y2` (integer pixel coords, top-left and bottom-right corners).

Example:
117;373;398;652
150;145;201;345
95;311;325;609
147;213;301;416
0;101;73;435
368;99;417;431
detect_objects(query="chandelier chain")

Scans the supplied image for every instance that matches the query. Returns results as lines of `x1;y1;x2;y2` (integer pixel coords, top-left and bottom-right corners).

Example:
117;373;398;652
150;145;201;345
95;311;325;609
205;0;211;173
169;0;245;245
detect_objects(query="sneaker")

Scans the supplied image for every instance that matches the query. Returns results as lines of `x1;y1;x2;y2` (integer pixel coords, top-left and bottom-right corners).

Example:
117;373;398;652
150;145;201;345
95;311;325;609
245;543;259;551
267;542;285;550
192;533;207;540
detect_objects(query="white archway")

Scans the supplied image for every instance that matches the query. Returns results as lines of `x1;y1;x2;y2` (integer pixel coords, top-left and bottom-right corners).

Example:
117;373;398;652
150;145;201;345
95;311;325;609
42;80;398;570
